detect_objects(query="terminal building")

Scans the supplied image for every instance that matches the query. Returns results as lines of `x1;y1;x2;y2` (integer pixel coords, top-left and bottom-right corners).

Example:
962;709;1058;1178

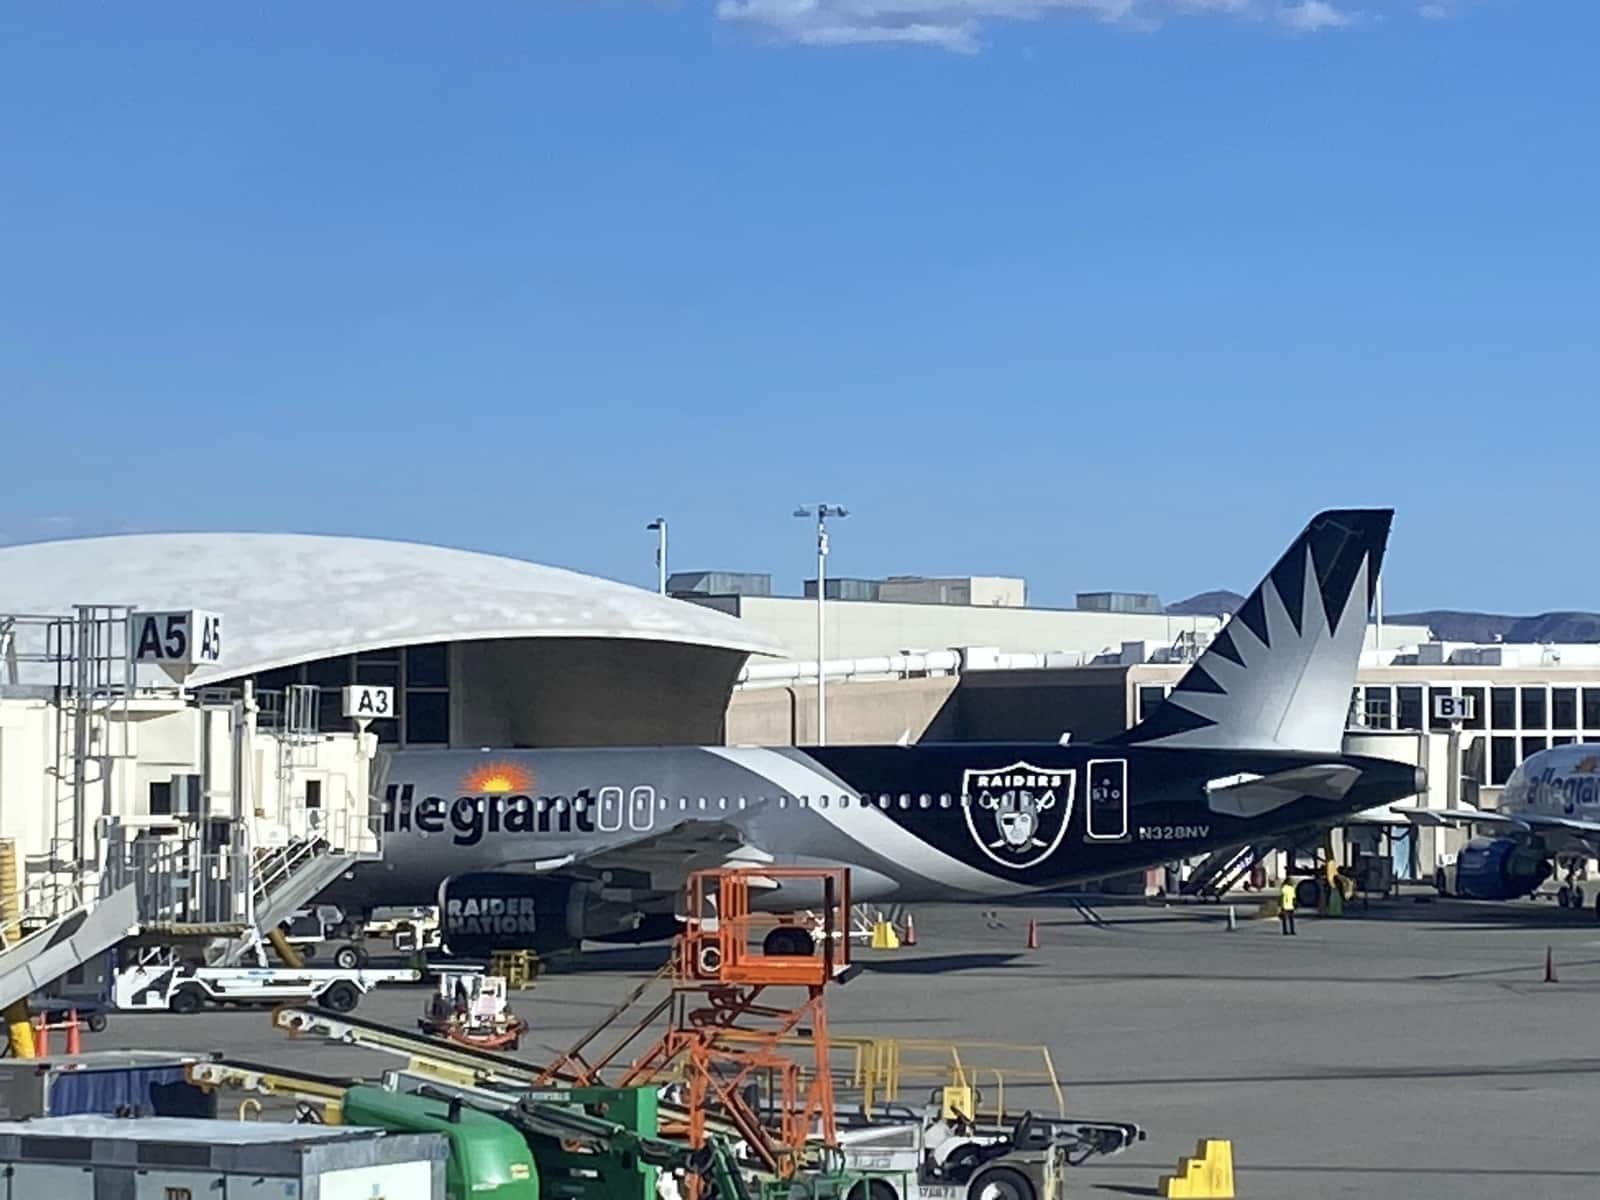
0;532;783;1015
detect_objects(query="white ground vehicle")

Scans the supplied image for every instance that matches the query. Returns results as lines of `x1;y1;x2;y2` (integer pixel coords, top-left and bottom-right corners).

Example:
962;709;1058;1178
112;961;418;1014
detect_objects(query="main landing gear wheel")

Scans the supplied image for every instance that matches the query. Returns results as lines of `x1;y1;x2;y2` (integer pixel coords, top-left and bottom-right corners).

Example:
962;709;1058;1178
1558;887;1572;909
762;926;815;957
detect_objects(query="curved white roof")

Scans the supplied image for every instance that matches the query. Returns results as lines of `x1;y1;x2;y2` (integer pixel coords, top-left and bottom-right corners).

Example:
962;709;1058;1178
0;533;783;683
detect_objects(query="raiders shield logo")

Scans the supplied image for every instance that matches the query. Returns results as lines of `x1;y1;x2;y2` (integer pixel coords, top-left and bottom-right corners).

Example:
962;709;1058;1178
961;762;1076;869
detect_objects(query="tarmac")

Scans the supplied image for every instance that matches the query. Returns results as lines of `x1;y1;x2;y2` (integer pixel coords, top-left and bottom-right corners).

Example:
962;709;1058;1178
92;889;1600;1199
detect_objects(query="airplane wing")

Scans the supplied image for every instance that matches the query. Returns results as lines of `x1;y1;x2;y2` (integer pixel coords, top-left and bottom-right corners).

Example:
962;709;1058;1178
1389;805;1600;836
503;817;763;892
1205;763;1361;819
1389;805;1532;831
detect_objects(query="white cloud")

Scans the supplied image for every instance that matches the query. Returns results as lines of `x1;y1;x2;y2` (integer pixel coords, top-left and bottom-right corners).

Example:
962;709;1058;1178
716;0;1369;49
1417;1;1448;17
1277;0;1352;30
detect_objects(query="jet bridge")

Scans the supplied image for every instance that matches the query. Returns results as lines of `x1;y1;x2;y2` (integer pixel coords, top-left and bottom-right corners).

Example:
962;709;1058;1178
0;604;384;1052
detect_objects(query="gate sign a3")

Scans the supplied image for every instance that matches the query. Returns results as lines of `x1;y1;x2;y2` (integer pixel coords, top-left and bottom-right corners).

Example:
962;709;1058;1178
341;684;395;720
133;610;223;683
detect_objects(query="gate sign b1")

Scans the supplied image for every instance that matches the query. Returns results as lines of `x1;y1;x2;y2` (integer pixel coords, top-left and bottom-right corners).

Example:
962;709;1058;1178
133;610;223;684
1432;693;1476;723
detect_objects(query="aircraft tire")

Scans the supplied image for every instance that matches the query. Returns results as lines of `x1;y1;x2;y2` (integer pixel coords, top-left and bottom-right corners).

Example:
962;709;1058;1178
763;926;816;957
1558;887;1571;909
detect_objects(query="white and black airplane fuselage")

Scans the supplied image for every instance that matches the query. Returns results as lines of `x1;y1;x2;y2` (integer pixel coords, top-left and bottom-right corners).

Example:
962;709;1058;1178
349;740;1424;906
315;508;1422;954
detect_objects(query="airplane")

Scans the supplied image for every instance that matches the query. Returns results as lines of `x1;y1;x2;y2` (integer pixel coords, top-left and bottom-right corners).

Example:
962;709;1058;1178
319;508;1426;958
1400;742;1600;914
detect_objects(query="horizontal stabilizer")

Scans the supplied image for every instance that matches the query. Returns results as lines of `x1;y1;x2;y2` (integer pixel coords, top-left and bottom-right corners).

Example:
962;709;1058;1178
1206;763;1361;819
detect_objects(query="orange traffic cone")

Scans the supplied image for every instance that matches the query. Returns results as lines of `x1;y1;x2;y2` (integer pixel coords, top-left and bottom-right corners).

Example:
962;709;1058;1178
1545;946;1557;984
34;1016;49;1057
903;913;917;946
65;1010;82;1055
1026;918;1039;950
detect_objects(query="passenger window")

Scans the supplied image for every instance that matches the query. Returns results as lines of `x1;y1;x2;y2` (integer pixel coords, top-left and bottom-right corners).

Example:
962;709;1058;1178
838;796;849;809
779;795;789;809
718;796;727;810
898;795;911;810
918;794;931;809
938;794;952;808
818;795;830;808
697;797;707;810
878;795;890;809
738;796;747;809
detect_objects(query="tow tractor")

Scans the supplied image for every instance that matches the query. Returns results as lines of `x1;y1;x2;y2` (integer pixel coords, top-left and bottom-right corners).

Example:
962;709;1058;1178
419;969;529;1050
112;958;418;1014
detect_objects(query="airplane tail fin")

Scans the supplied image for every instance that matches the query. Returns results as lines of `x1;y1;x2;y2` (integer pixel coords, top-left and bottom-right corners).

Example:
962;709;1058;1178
1115;508;1393;754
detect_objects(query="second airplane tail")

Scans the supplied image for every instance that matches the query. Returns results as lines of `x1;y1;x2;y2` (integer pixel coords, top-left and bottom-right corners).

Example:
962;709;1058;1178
1115;508;1393;754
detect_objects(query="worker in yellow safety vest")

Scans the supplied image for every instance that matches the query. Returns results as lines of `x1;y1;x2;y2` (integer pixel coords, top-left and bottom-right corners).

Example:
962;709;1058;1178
1278;878;1298;936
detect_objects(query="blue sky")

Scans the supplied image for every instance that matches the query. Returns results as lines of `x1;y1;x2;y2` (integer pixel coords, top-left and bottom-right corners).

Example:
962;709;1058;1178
1;2;1595;613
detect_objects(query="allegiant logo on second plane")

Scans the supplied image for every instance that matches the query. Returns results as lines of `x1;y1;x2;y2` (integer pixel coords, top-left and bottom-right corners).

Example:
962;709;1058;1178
1526;767;1600;814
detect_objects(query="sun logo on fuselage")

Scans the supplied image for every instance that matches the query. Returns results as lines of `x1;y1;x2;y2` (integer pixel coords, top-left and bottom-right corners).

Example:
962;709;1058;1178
461;762;533;795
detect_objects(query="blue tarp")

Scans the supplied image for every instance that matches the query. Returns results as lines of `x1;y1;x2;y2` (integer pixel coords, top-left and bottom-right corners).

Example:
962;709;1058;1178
49;1067;215;1118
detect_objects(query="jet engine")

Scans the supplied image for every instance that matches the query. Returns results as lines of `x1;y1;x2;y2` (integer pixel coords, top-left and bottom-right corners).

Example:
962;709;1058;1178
1452;836;1551;900
438;873;670;958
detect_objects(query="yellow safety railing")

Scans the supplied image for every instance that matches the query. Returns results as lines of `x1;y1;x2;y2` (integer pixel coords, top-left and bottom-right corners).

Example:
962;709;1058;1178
764;1033;1065;1123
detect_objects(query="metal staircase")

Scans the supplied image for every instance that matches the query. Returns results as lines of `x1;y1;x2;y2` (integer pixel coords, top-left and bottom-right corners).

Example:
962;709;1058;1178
211;835;371;964
1181;843;1267;899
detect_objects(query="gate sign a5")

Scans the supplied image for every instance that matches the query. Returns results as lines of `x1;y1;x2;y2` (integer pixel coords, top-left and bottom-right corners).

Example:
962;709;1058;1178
133;610;224;678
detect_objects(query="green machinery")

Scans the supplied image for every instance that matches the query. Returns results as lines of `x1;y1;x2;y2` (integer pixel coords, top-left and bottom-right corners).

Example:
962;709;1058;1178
341;1085;540;1199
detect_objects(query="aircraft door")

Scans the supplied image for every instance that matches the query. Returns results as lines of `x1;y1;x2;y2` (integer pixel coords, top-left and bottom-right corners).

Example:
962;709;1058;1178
1087;759;1128;840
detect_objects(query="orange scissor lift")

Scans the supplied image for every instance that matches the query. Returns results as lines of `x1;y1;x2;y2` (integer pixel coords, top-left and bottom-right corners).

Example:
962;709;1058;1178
540;867;850;1196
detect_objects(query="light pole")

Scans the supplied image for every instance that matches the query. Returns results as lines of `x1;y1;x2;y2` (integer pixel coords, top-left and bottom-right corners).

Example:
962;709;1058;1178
646;518;667;595
794;504;847;745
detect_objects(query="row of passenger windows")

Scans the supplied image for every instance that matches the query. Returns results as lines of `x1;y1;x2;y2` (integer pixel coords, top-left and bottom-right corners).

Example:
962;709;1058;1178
451;792;972;813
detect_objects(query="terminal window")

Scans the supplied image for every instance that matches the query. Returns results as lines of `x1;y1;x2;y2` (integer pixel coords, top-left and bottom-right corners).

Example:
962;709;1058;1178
1362;687;1393;729
1552;688;1578;730
1490;737;1517;785
1490;688;1516;730
1521;688;1547;729
1397;687;1424;731
1585;689;1600;729
1460;687;1487;730
1137;686;1166;724
1521;735;1548;762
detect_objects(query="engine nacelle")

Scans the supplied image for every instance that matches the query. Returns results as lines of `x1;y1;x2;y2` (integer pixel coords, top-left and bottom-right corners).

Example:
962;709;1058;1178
1453;837;1551;900
438;874;651;957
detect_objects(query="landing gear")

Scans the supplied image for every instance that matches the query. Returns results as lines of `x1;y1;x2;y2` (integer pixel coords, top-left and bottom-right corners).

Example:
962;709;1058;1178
1558;886;1573;909
762;926;816;957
